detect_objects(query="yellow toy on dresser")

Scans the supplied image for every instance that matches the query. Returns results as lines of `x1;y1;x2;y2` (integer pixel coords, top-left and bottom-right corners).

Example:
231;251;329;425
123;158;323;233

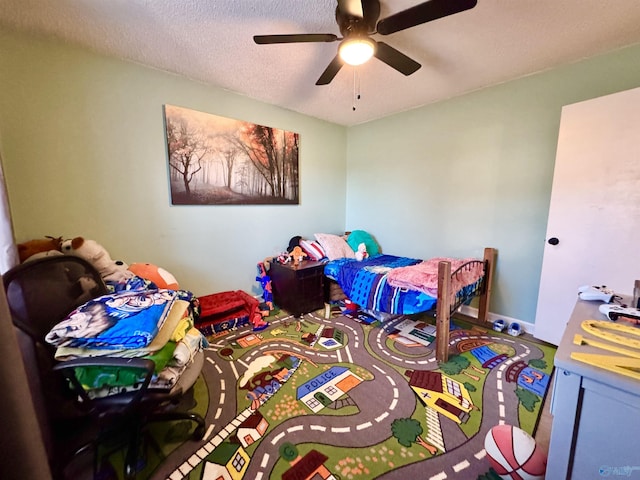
571;320;640;380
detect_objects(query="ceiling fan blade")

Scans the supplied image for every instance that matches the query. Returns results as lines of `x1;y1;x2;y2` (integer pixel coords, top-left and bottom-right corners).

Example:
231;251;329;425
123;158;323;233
374;41;421;76
254;33;338;44
376;0;477;35
338;0;364;18
316;55;345;85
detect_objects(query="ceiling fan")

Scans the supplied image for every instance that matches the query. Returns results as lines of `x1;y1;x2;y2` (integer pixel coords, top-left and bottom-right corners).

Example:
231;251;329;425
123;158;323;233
253;0;477;85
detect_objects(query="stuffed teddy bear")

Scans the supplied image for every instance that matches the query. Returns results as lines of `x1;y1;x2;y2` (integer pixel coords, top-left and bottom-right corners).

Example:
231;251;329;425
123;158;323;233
355;242;368;261
17;236;63;263
61;236;134;283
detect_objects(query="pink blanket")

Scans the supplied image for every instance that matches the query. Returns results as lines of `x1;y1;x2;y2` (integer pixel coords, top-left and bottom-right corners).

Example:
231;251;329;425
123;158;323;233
386;257;483;296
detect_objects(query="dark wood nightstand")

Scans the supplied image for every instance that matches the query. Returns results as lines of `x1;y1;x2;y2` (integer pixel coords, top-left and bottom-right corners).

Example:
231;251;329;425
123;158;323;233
269;260;326;317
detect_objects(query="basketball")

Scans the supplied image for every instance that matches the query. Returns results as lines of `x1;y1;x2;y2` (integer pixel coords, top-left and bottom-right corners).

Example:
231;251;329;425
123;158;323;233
128;262;179;290
484;424;546;480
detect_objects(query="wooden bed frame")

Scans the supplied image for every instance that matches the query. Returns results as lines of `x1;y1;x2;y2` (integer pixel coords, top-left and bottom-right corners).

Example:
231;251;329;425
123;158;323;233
325;247;497;362
324;247;496;363
435;247;496;363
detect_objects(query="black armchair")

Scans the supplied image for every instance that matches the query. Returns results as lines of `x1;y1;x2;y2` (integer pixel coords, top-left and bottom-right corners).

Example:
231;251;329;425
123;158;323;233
3;255;206;480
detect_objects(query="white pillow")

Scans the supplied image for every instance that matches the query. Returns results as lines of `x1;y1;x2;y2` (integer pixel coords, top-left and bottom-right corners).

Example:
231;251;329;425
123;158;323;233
314;233;356;261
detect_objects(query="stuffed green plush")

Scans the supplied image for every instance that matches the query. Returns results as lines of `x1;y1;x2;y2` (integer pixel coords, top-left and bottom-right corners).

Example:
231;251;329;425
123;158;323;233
347;230;380;256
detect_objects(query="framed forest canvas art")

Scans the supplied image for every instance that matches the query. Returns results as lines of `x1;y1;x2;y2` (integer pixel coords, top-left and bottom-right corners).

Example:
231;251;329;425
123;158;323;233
163;105;299;205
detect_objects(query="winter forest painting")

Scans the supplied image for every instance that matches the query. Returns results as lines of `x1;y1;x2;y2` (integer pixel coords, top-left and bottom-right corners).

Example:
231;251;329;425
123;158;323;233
164;105;299;205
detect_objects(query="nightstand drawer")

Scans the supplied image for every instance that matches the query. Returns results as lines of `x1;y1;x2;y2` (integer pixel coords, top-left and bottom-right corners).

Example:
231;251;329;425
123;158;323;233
296;267;323;279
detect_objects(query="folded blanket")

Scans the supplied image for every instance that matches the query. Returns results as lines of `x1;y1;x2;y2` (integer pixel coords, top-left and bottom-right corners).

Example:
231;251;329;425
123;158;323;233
73;329;208;396
74;341;178;390
83;333;206;398
54;299;190;360
171;316;194;343
386;257;483;296
46;289;178;350
171;327;208;367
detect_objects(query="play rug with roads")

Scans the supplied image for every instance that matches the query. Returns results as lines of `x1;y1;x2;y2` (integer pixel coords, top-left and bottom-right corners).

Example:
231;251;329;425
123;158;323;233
103;309;556;480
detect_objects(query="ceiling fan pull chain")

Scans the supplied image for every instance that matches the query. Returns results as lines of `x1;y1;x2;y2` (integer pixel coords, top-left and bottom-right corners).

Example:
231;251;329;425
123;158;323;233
353;68;357;111
352;68;362;111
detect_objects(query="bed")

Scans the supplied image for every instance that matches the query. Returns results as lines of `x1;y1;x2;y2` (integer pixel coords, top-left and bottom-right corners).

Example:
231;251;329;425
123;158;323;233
323;246;496;363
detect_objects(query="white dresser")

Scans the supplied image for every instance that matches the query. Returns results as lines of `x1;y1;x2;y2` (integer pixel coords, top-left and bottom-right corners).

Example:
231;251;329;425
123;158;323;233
547;298;640;479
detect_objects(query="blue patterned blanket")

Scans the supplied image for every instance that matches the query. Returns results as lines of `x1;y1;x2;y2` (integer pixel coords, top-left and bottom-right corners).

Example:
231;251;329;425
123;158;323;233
324;255;438;315
46;289;178;350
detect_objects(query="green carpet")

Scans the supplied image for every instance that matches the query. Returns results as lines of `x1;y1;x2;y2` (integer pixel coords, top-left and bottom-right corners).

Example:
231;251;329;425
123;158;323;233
98;309;555;480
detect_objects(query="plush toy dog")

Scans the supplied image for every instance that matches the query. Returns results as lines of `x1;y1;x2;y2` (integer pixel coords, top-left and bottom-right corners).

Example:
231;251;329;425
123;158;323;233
61;236;134;283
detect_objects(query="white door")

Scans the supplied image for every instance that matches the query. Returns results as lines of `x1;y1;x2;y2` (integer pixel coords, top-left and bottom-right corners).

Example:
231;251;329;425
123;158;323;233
534;86;640;346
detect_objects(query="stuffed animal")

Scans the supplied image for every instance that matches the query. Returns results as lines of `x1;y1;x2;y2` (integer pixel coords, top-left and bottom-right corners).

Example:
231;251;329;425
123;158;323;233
355;242;368;261
61;236;134;283
17;236;63;263
287;235;302;253
106;260;136;284
289;245;307;266
275;252;291;264
128;262;179;289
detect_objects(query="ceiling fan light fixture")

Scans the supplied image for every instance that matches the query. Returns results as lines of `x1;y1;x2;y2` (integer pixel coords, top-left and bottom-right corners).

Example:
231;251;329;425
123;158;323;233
339;37;376;66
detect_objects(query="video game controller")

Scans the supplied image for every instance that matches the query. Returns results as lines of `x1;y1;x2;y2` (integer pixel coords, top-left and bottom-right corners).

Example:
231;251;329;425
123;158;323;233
578;285;615;303
599;304;640;324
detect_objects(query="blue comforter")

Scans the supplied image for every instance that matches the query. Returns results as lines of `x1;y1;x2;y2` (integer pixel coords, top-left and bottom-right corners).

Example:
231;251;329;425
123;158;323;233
324;254;438;315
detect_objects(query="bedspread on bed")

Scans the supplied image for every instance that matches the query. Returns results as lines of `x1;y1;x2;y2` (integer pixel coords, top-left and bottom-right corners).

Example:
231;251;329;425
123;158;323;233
324;255;438;315
386;257;484;296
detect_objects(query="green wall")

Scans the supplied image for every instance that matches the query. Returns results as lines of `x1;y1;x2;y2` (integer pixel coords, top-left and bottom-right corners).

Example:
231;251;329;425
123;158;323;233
2;26;640;325
0;29;347;297
346;42;640;324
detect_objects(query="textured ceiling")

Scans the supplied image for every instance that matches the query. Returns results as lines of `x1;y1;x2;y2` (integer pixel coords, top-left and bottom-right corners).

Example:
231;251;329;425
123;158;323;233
2;0;640;126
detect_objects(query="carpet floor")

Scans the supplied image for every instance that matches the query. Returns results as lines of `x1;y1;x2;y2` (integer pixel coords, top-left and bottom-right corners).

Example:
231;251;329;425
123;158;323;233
93;309;556;480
